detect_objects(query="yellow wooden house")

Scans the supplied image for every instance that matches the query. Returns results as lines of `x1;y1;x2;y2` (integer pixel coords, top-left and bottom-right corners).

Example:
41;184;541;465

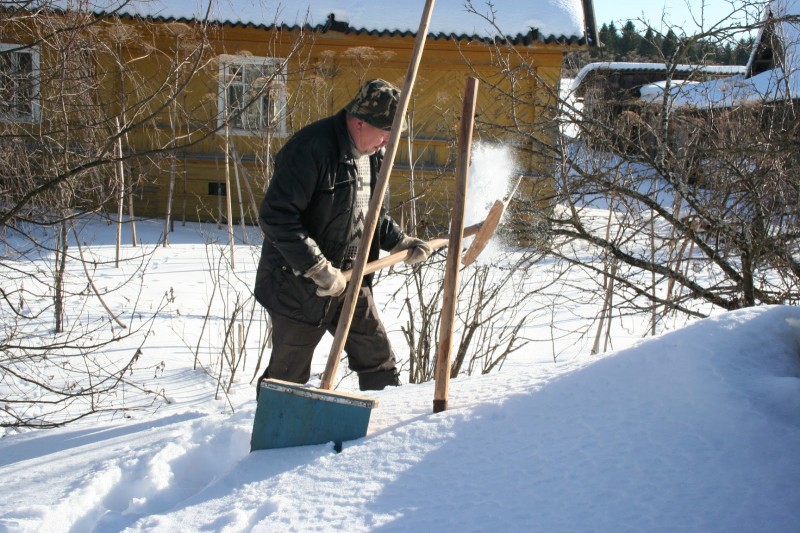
2;0;598;233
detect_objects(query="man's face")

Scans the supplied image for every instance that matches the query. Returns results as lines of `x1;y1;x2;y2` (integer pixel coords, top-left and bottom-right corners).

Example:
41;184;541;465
352;119;392;155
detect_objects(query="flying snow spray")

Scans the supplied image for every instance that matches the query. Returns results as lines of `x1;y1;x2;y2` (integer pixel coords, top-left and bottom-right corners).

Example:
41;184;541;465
464;143;517;261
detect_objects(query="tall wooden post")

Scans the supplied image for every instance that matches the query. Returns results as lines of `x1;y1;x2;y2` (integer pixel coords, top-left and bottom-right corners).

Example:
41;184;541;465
433;77;479;413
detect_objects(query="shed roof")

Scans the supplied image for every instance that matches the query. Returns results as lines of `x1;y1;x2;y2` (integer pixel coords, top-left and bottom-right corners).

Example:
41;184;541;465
570;62;746;93
95;0;593;45
745;0;800;75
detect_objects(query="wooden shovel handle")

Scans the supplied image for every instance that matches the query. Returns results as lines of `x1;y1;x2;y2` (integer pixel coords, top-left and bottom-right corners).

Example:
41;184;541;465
343;222;483;282
321;0;437;391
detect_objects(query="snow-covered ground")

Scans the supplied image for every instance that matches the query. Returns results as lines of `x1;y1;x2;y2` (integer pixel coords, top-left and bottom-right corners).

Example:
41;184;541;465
1;148;800;531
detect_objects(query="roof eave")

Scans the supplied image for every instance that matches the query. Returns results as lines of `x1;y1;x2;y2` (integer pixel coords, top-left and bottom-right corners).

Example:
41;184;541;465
96;11;590;47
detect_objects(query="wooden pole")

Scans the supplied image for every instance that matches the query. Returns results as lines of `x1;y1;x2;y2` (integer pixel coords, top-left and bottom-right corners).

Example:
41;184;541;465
321;0;437;390
343;222;484;282
231;144;248;245
114;119;124;268
229;138;261;230
126;166;137;247
224;121;236;270
121;127;137;246
433;77;479;413
407;113;417;235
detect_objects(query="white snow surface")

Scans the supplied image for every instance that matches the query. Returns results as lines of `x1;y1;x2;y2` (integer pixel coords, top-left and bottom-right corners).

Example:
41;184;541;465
639;66;800;108
1;145;799;531
1;220;800;531
109;0;587;38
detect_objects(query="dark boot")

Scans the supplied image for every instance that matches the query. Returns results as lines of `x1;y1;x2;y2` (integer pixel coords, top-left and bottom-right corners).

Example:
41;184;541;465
358;368;401;391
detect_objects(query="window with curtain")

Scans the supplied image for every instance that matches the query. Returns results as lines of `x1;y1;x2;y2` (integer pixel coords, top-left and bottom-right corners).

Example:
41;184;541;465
218;55;286;135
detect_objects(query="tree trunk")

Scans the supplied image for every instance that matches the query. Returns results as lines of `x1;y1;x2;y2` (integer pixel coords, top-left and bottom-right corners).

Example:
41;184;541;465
54;220;69;333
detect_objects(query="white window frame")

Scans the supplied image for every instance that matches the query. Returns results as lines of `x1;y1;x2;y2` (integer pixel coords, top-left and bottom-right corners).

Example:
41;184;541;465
0;43;40;123
218;54;287;136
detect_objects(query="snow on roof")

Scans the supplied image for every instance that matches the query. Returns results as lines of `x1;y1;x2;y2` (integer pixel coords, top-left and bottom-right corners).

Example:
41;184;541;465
769;0;800;76
639;68;797;107
570;62;746;92
108;0;588;41
638;0;800;108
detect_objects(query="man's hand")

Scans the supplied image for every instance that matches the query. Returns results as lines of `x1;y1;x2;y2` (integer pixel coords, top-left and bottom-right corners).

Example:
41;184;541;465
304;259;346;297
391;236;434;265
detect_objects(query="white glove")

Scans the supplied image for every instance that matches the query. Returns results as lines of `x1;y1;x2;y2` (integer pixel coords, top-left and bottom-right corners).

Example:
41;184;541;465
391;236;434;265
304;259;346;297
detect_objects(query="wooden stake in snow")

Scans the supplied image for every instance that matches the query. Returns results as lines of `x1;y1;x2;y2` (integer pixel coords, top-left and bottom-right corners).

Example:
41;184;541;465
433;77;478;413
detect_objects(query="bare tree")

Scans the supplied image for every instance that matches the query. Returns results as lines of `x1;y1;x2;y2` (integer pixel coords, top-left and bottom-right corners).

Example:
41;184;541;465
467;1;800;346
561;9;800;314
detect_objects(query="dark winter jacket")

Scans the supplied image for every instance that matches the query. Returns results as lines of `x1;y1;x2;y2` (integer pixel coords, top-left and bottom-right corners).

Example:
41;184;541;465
253;109;405;326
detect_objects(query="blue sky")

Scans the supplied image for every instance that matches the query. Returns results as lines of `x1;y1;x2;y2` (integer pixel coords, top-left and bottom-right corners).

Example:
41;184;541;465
592;0;766;31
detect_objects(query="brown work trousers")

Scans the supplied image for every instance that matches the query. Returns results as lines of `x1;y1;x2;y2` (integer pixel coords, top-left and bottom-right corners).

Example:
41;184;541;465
259;286;397;386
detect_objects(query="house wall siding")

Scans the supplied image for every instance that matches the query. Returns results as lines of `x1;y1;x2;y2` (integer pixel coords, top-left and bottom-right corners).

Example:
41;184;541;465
3;12;578;233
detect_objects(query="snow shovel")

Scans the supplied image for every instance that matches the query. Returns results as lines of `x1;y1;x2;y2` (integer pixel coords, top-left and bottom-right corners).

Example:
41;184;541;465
251;0;436;452
250;196;513;451
461;174;523;266
249;213;499;452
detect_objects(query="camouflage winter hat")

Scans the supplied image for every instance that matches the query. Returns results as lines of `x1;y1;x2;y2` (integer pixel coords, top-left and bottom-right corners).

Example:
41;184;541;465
345;78;407;131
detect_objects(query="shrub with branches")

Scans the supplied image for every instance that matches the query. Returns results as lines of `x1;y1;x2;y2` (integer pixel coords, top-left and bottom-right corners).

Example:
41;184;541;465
0;0;298;429
464;1;800;343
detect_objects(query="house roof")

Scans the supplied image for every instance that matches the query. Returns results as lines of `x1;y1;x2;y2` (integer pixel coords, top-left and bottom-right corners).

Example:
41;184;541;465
746;0;800;76
96;0;593;45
